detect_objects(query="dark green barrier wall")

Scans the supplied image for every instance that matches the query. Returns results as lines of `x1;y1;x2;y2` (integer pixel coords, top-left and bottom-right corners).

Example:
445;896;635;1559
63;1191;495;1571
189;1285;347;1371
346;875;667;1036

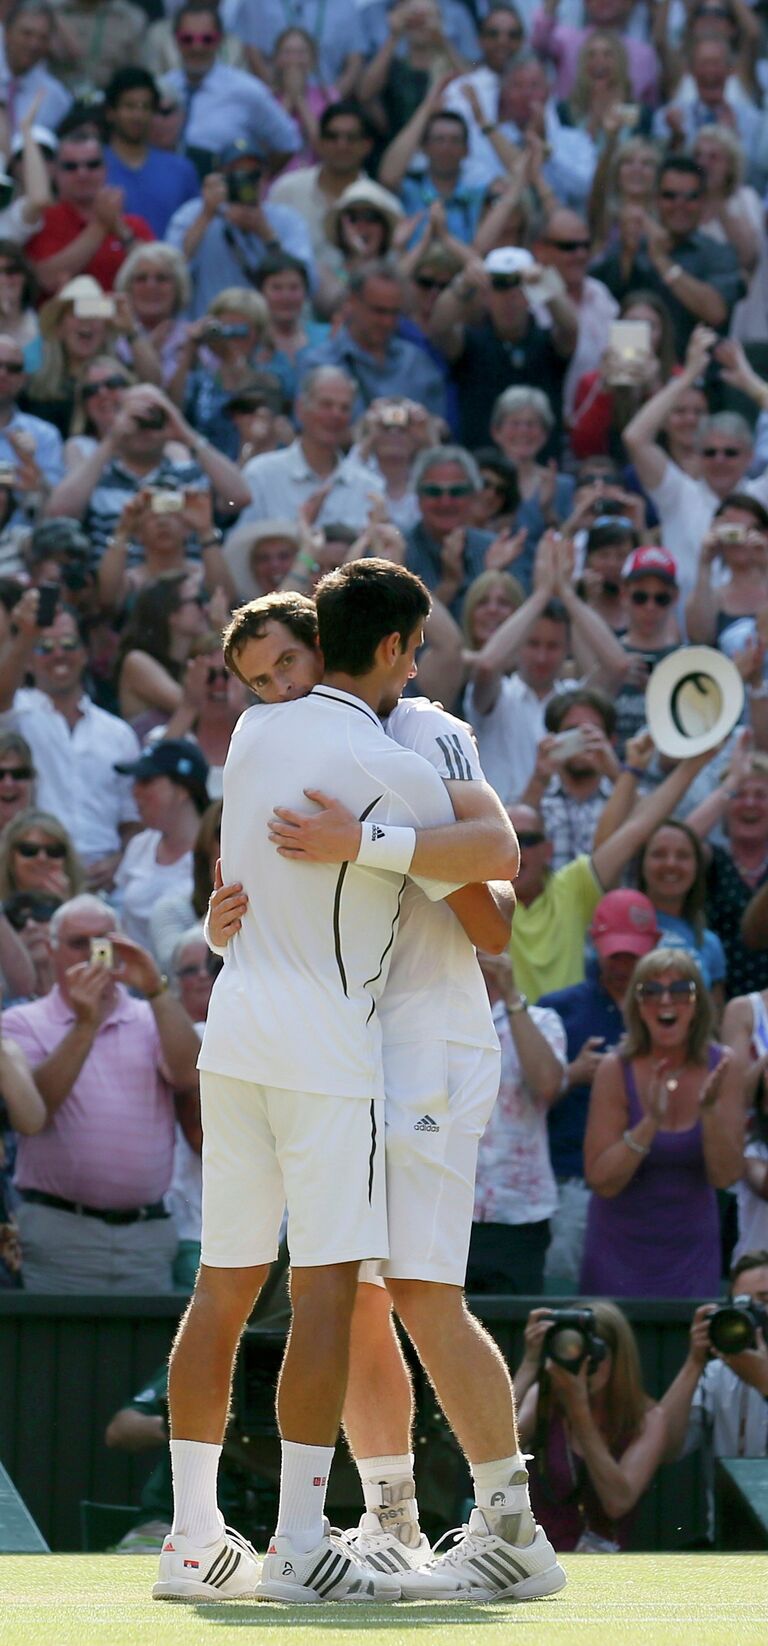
0;1294;706;1552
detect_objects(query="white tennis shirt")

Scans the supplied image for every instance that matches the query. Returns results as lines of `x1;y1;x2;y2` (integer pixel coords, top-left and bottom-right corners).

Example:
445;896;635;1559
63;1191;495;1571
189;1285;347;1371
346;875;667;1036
199;685;455;1099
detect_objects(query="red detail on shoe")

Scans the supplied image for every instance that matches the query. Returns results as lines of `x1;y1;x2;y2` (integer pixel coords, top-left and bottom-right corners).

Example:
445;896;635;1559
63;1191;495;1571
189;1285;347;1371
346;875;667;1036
312;1477;327;1487
183;1560;200;1568
163;1542;175;1552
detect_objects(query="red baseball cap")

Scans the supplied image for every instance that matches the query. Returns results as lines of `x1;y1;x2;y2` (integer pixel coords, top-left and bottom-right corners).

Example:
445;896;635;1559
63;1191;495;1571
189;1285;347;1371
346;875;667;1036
590;890;660;958
621;545;678;586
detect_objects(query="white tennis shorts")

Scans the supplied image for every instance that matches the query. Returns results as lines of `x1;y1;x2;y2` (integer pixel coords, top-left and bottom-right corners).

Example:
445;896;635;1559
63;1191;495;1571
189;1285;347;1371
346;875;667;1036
200;1072;388;1269
361;1038;500;1288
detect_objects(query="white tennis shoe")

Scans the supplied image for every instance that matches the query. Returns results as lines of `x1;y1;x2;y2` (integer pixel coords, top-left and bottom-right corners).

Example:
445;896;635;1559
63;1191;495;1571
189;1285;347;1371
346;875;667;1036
152;1524;261;1600
343;1511;468;1597
256;1517;401;1603
426;1508;567;1601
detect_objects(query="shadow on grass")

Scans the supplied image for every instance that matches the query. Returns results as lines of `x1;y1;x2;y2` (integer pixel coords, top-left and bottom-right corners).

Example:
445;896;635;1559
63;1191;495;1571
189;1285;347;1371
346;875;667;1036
195;1601;522;1628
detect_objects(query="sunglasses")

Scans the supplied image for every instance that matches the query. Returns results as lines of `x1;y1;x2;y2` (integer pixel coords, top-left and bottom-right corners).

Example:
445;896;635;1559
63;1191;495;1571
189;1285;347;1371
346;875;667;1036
35;635;81;654
14;840;67;859
414;275;451;291
702;446;742;458
59;158;103;172
82;375;128;398
343;208;383;224
636;979;697;999
516;830;546;847
177;30;219;44
207;666;228;684
629;590;673;607
0;766;32;781
490;274;521;290
419;483;474;498
547;238;591;252
0;266;23;278
35;636;81;654
659;188;701;202
0;359;23;373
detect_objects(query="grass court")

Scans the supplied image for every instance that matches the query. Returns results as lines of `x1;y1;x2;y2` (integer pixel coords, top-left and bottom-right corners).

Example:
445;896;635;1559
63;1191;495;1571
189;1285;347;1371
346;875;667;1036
1;1554;766;1646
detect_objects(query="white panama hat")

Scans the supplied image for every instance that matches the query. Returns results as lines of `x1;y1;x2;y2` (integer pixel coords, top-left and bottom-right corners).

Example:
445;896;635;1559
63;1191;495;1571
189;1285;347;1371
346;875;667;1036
645;645;745;760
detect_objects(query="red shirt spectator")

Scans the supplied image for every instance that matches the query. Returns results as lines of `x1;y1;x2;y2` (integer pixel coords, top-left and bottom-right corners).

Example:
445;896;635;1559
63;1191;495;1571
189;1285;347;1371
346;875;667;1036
26;134;154;294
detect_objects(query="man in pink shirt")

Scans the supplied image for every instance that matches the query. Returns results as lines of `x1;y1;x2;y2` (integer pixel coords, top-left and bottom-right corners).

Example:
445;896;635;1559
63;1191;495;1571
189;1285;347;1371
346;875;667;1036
8;893;201;1292
531;0;661;105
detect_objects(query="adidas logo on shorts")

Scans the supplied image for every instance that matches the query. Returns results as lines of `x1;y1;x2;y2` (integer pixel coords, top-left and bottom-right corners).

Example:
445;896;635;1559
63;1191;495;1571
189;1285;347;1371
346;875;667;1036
414;1114;439;1132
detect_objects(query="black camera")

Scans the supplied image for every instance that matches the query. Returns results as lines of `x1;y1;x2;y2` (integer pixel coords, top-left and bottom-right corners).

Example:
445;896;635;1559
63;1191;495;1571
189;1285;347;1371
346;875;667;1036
541;1309;608;1376
134;406;167;431
205;320;251;341
226;168;262;206
708;1295;768;1356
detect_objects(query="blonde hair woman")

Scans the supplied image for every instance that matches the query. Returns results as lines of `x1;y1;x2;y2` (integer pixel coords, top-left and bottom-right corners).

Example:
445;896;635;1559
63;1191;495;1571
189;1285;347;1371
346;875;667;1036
26;277;160;436
168;287;272;460
692;125;767;341
0;811;84;902
588;136;660;253
580;948;743;1299
563;32;635;138
115;242;193;384
514;1299;666;1551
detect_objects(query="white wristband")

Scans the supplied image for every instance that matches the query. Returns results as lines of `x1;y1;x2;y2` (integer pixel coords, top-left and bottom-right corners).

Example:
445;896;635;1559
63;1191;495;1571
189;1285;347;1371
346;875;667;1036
355;822;416;874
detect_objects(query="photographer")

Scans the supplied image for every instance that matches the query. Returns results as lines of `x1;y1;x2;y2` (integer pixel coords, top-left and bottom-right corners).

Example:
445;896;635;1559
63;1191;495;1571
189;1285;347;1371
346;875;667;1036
166;141;314;318
514;1301;667;1551
660;1250;768;1541
44;382;250;558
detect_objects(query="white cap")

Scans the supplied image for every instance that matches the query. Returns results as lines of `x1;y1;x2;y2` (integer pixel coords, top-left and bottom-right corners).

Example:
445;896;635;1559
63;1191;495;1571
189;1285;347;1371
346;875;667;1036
483;247;534;276
10;125;58;160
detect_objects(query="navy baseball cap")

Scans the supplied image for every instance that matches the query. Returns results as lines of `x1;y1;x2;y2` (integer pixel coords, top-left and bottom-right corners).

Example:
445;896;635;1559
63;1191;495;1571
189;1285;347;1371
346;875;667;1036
115;738;209;802
218;138;264;167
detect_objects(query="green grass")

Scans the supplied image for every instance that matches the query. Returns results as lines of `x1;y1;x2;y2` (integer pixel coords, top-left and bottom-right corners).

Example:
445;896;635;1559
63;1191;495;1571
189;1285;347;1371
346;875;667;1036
1;1555;767;1646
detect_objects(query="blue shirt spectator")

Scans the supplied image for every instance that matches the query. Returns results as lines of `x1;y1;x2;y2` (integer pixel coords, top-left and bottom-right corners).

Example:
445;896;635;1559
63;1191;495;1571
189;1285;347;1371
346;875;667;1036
106;147;200;239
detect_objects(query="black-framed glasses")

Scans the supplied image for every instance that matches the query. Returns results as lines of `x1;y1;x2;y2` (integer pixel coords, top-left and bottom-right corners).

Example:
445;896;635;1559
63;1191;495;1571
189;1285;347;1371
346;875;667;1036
343;207;383;224
546;237;591;252
82;375;128;398
414;275;451;291
207;666;228;684
419;483;474;498
629;590;673;607
636;979;697;999
0;359;23;374
702;446;742;458
517;830;546;847
0;765;32;781
14;840;67;859
490;274;521;290
659;188;701;202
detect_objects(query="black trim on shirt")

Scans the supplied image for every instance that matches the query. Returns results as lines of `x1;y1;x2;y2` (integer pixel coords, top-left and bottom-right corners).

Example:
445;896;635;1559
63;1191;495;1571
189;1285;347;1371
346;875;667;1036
311;687;380;727
363;875;406;1024
437;732;472;781
368;1099;377;1206
332;795;383;997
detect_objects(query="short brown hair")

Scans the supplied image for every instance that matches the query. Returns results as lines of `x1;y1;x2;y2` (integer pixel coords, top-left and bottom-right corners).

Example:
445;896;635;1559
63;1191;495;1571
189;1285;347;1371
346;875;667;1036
222;592;318;687
545;686;616;739
730;1248;768;1289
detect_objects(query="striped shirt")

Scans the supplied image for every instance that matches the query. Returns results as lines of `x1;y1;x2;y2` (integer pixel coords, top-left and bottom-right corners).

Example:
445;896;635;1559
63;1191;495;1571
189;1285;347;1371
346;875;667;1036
8;984;176;1210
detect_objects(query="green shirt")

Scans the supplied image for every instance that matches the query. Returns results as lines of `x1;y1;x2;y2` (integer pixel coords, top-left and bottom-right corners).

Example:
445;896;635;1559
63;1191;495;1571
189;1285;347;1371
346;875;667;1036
510;855;603;1003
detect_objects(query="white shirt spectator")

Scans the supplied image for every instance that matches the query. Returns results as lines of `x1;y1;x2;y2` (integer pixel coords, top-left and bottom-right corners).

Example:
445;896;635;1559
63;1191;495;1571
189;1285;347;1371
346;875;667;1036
563;276;619;420
473;999;565;1225
113;829;194;953
268;163;367;266
684;1358;768;1538
464;673;577;805
0;31;72;137
0;408;63;488
0;688;140;861
240;437;384;531
647;460;768;616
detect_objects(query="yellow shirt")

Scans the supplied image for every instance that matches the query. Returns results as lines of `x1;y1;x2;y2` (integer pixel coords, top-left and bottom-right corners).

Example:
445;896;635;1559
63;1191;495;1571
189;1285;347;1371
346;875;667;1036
510;855;603;1003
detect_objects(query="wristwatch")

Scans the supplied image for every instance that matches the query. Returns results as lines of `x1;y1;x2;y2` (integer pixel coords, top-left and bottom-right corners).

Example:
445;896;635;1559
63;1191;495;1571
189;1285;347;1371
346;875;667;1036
507;993;529;1015
146;974;169;1000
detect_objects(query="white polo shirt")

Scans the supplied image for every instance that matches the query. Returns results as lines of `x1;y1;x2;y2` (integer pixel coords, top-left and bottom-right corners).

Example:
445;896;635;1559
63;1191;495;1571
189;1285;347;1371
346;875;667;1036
0;689;140;861
199;685;455;1098
381;697;499;1053
241;439;384;533
464;674;577;805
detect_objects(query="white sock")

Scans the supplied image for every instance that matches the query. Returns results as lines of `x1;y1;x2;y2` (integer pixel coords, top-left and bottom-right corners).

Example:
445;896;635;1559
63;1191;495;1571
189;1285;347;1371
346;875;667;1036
356;1453;420;1547
275;1440;334;1553
170;1439;225;1546
471;1453;534;1545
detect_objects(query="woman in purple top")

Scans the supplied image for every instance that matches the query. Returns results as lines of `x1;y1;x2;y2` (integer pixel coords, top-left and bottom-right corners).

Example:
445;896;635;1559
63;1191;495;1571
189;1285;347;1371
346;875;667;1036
580;949;744;1298
515;1301;666;1551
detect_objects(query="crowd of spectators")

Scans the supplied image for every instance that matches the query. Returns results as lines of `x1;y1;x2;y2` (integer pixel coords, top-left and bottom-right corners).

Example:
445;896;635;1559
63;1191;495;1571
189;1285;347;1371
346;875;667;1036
0;0;765;1554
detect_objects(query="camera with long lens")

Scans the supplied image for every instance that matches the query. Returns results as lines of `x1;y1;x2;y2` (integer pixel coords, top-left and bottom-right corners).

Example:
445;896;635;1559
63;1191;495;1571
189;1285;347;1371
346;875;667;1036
226;168;262;206
541;1309;608;1376
708;1296;768;1356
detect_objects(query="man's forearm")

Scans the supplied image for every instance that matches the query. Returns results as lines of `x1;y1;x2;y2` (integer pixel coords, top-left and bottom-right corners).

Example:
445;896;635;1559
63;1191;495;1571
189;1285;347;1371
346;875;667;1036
150;991;201;1088
471;584;549;675
33;1020;97;1117
0;629;35;711
560;584;629;683
659;1358;701;1460
186;433;251;512
45;432;114;519
410;814;519;883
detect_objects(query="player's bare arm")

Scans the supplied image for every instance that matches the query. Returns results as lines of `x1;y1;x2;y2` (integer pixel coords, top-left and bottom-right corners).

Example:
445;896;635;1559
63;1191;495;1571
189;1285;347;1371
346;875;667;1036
268;780;520;884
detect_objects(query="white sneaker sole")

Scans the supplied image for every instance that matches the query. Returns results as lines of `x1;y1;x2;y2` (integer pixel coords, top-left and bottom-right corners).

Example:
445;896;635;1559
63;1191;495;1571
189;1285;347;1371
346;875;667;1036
152;1579;258;1602
470;1560;567;1602
254;1578;399;1604
399;1574;468;1600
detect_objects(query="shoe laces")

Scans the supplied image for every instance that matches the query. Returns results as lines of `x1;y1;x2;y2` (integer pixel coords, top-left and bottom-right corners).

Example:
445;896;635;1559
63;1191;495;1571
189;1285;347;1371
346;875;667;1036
222;1524;259;1559
329;1527;375;1569
428;1524;474;1567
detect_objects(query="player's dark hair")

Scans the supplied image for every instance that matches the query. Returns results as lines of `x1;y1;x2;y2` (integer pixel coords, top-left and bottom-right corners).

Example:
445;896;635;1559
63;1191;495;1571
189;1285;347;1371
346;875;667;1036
316;559;431;676
319;99;373;142
222;593;318;687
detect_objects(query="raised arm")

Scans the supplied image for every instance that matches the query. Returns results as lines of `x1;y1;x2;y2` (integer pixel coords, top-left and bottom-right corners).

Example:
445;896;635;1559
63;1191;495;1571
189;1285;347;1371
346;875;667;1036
592;746;717;889
379;76;448;193
623;326;716;493
0;1034;46;1134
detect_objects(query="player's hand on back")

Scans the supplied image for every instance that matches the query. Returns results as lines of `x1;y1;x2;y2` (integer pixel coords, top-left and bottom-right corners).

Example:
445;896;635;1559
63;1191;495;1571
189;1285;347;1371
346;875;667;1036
208;858;248;945
269;791;362;862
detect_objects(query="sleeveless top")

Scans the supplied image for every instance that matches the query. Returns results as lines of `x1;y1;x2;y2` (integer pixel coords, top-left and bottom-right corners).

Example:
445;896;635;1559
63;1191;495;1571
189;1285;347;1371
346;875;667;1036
580;1048;722;1299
